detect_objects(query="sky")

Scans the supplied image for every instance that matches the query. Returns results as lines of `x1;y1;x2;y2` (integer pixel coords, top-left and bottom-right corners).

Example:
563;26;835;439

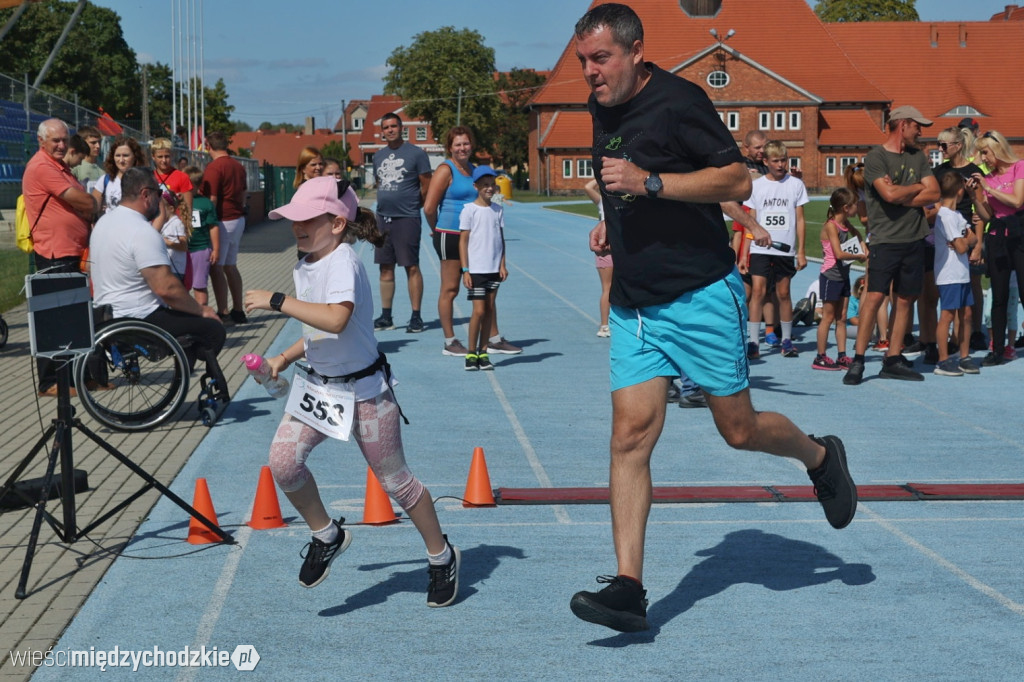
99;0;1017;129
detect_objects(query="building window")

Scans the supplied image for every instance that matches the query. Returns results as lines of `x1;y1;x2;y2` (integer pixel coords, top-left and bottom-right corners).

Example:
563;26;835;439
563;159;573;178
774;111;786;130
415;127;427;141
789;157;801;171
707;71;730;88
726;111;739;131
759;111;770;130
352;118;363;130
840;156;858;173
941;104;981;117
577;158;594;178
826;157;836;176
401;128;409;140
789;111;801;130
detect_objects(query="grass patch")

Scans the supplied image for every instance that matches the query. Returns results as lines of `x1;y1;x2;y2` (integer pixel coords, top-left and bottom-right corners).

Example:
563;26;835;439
544;203;599;219
509;191;585;204
0;249;32;313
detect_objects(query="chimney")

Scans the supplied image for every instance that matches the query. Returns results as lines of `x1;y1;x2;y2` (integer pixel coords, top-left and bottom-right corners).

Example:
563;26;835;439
958;23;967;47
304;117;315;135
1007;5;1019;21
930;23;938;48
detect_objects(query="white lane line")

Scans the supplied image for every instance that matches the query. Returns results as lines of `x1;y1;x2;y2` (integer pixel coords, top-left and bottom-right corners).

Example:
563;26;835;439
176;524;254;682
486;371;572;524
508;261;598;326
859;505;1024;616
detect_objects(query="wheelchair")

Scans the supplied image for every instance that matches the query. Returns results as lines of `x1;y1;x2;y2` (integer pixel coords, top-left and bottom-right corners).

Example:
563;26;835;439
0;312;7;349
72;316;230;432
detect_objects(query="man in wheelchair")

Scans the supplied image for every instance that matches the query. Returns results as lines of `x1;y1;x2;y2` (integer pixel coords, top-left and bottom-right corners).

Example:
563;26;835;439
89;167;225;372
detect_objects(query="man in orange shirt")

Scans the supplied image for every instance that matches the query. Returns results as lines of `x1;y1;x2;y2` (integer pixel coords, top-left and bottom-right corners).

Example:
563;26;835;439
22;118;97;395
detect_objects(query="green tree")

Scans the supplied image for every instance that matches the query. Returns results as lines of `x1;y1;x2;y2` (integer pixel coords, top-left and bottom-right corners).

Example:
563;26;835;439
143;62;173;135
0;0;141;118
814;0;919;21
492;68;546;171
320;140;353;170
384;26;502;152
232;120;253;132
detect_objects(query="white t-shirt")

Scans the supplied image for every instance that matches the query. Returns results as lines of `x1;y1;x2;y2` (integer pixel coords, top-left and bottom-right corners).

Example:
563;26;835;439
459;202;504;273
161;214;187;277
100;175;123;213
293;243;388;401
933;206;971;286
744;174;809;255
90;205;170;319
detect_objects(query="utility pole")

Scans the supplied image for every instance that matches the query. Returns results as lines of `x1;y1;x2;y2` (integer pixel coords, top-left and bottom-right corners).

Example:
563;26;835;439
456;87;463;126
141;64;150;139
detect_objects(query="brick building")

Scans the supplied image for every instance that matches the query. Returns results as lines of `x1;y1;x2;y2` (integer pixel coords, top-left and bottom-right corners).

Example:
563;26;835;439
527;0;1024;194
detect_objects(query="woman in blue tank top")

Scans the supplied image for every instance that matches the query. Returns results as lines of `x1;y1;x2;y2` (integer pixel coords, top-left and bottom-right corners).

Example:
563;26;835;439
425;126;477;356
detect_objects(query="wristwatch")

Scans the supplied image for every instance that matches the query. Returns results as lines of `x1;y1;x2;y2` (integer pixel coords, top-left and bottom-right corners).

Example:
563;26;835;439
270;292;286;312
644;172;663;199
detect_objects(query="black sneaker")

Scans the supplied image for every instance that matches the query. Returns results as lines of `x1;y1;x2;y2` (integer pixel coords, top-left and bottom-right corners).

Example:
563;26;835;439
570;575;649;632
746;342;760;360
923;344;939;365
373;314;395;331
878;360;924;381
477;353;494;370
426;536;460;607
843;358;865;385
217;312;236;328
298;519;351;588
1016;336;1024;349
982;351;1004;367
406;315;425;333
464;353;479;371
807;435;857;529
230;309;248;324
902;340;924;356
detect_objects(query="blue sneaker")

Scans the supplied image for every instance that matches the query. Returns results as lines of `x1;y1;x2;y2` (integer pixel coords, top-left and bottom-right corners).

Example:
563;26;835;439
765;331;780;348
781;338;799;357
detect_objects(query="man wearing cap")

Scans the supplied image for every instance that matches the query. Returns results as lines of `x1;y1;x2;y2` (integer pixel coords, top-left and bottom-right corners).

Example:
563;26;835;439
844;105;939;385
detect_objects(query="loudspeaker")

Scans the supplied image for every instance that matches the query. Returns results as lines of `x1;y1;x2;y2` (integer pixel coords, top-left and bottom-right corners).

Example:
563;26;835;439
26;273;94;358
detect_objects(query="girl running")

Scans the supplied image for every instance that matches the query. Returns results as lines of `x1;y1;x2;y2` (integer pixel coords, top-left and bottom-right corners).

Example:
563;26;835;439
813;188;867;370
243;176;460;607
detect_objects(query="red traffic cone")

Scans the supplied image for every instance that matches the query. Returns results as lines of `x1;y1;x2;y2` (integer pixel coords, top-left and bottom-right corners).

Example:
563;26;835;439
463;447;496;507
362;467;399;525
247;466;287;530
187;478;222;544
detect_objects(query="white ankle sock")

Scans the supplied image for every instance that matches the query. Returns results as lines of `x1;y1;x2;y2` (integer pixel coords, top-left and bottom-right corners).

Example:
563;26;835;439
427;543;452;566
312;521;338;544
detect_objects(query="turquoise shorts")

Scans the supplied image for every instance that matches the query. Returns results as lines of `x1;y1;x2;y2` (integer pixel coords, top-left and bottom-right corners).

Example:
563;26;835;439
609;269;750;396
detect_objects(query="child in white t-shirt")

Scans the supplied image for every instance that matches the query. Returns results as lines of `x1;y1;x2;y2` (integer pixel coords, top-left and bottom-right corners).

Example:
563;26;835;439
933;172;978;376
243;177;460;606
459;166;507;371
743;140;809;358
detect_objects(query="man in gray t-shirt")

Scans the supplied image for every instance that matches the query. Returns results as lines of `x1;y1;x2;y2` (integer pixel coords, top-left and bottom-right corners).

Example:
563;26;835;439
371;112;432;332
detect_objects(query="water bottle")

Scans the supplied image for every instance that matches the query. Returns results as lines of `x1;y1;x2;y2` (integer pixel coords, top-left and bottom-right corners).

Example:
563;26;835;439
243;353;290;398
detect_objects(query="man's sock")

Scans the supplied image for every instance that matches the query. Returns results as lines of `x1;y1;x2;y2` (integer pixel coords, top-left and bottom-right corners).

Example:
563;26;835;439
781;321;793;341
748;322;760;345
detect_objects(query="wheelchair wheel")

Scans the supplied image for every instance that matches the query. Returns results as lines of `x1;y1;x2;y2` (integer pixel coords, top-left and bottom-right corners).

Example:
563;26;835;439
0;315;7;349
74;319;190;431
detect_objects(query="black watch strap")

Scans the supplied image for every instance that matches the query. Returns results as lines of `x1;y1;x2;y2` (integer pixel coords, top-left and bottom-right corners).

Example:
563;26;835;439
270;292;286;312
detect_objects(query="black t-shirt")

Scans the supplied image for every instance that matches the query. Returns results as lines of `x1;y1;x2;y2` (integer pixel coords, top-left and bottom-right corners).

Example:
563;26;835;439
933;161;984;223
590;64;743;308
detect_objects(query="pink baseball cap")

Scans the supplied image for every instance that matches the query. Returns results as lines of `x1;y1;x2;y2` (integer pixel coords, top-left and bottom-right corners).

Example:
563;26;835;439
268;176;358;222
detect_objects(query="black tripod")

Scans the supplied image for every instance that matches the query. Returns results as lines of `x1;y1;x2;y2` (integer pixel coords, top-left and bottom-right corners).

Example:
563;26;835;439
0;356;235;599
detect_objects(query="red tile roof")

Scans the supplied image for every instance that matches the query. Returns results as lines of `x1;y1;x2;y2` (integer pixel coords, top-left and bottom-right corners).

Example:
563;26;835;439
229;130;347;167
818;109;884;147
531;0;886;106
538;110;592;149
825;20;1024;133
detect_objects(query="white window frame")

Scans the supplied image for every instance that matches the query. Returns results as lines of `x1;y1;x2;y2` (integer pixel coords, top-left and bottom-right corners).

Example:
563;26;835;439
789;111;801;130
352;118;363;130
562;159;573;178
840;156;858;173
707;71;730;88
774;111;786;130
415;127;426;141
826;157;837;176
789;157;801;171
726;111;740;131
577;158;594;178
759;111;770;130
401;128;409;140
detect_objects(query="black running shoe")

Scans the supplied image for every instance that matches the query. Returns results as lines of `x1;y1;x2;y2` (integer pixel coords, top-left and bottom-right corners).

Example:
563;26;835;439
406;315;425;333
427;536;461;607
298;519;351;588
373;314;395;331
923;344;939;365
570;575;649;632
807;435;857;529
843;359;865;385
230;309;248;324
878;360;924;381
982;351;1004;367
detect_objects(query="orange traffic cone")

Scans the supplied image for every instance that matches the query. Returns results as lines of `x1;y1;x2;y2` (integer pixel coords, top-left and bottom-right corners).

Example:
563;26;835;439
463;446;496;507
187;478;222;544
247;466;287;530
362;467;399;525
